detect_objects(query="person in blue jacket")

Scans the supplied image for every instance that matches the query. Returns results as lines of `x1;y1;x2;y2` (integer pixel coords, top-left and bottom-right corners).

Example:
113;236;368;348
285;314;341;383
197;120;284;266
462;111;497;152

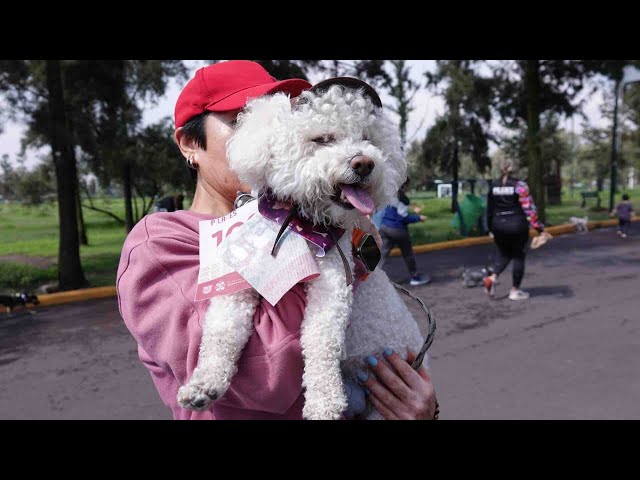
378;178;430;286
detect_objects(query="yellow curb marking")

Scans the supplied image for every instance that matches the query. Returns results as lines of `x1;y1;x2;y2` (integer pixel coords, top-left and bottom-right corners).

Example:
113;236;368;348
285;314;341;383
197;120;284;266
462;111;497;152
36;286;117;307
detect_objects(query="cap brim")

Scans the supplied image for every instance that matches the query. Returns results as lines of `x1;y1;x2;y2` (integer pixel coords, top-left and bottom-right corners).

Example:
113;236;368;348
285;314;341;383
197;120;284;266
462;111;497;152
306;77;382;108
205;78;312;112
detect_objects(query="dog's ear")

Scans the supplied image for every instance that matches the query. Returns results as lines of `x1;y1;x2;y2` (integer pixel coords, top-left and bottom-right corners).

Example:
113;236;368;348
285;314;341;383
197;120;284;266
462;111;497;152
370;112;406;204
226;93;292;190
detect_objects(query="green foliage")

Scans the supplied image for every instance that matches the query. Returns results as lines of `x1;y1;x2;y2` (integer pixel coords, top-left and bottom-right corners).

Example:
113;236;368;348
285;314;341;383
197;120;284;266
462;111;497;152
0;155;56;204
0;262;57;291
422;61;493;175
0;199;128;291
383;60;420;148
492;60;594;130
252;60;323;82
500;113;571;174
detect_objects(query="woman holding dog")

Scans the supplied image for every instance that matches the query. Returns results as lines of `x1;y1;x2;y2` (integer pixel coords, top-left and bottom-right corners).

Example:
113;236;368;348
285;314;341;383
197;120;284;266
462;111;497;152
116;61;437;420
484;159;552;300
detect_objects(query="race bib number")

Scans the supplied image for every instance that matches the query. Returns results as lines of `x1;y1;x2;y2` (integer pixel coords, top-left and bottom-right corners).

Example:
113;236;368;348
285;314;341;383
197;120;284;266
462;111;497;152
218;214;320;306
195;201;258;301
195;200;320;305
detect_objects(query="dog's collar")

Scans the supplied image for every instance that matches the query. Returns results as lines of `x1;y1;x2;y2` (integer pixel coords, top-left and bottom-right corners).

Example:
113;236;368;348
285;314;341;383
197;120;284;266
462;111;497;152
258;190;346;257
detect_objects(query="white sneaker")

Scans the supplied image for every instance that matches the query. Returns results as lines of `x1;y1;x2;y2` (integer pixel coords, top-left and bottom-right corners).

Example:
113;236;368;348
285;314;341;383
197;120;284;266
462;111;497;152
621;233;628;238
509;289;530;301
410;274;431;286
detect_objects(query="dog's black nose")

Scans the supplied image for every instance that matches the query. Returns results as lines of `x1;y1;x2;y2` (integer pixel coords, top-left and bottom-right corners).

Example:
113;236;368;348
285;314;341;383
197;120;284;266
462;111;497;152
350;155;375;177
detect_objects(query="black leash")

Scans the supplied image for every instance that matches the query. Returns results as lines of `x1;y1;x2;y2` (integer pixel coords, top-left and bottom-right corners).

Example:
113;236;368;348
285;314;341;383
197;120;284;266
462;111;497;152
270;204;299;257
328;230;354;287
391;282;437;371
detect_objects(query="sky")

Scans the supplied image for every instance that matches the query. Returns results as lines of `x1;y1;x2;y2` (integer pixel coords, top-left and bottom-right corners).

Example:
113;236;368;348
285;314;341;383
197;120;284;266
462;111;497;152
0;60;611;169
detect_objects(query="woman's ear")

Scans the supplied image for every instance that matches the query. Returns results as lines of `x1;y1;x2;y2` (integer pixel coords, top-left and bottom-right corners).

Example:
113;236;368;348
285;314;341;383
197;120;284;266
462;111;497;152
174;128;198;162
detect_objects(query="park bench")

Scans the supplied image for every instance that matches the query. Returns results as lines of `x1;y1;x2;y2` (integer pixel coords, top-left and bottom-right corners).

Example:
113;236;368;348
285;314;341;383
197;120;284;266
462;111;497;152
580;191;601;209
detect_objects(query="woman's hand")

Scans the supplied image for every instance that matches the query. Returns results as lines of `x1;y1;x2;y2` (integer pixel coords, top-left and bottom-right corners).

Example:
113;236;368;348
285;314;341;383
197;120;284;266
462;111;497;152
357;348;437;420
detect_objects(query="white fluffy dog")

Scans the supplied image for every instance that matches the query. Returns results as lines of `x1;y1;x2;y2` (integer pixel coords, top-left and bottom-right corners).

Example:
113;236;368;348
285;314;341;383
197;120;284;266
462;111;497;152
570;216;589;233
177;79;426;420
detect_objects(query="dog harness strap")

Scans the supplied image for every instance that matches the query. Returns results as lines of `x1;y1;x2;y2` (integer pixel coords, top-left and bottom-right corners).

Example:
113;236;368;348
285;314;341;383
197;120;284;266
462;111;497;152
328;230;354;286
270;204;299;257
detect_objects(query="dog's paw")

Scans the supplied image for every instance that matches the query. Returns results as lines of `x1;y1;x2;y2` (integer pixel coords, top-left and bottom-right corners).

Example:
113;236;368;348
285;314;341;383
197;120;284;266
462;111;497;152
177;382;222;411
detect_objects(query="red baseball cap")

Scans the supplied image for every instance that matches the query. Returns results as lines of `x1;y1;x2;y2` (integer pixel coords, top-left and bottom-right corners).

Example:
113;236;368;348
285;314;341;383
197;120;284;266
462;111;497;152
174;60;312;128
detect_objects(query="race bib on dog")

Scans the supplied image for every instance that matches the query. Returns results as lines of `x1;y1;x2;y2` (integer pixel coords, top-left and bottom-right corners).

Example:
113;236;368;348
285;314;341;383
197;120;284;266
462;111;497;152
218;213;320;306
196;200;320;305
195;202;258;302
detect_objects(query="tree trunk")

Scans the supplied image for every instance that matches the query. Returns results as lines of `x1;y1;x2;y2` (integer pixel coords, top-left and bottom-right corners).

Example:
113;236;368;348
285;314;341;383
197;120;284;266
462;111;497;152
46;60;87;290
76;178;88;245
101;60;135;233
524;60;546;224
122;159;135;232
555;156;563;204
608;80;620;212
391;60;409;148
65;92;88;245
451;142;460;213
133;191;140;224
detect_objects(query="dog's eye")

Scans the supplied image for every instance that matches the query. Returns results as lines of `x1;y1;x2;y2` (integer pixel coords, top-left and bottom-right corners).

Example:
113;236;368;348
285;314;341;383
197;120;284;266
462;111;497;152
311;134;335;145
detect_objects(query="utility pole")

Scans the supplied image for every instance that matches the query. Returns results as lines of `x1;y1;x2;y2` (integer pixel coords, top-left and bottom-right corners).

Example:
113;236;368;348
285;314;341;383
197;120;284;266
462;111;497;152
608;65;640;210
569;115;575;199
609;80;620;212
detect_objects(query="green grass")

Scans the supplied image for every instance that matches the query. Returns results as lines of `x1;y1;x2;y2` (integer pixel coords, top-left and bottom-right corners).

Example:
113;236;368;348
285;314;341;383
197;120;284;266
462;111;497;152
0;262;58;291
0;189;638;291
0;199;128;291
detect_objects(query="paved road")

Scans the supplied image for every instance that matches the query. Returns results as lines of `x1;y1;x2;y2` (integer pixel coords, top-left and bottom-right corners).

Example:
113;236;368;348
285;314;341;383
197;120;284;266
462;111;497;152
1;223;638;419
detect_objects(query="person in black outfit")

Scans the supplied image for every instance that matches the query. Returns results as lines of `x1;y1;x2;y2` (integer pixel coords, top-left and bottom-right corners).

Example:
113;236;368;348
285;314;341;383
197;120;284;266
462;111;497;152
154;193;185;212
484;160;551;300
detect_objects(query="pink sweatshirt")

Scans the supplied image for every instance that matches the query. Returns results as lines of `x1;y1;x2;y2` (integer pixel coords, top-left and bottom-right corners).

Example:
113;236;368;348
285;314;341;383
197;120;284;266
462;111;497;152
116;210;306;420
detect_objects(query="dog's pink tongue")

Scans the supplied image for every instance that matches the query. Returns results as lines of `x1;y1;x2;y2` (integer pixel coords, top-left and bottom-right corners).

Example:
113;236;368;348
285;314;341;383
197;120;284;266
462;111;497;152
341;184;374;215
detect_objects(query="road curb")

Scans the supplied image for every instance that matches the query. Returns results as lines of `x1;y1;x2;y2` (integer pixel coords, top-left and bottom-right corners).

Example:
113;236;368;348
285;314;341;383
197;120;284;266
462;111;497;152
36;286;117;307
389;217;633;256
29;218;634;307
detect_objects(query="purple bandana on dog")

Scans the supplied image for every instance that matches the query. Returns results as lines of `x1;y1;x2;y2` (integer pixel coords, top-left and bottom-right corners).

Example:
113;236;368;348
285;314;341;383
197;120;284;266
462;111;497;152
258;190;346;257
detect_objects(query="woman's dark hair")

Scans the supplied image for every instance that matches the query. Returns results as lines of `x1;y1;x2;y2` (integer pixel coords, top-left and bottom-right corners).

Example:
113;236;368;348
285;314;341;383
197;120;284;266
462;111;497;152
179;112;211;181
622;193;630;201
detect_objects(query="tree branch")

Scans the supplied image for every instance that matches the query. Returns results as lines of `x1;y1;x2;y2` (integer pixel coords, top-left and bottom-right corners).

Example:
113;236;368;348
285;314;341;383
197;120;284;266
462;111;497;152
81;182;125;224
82;203;125;225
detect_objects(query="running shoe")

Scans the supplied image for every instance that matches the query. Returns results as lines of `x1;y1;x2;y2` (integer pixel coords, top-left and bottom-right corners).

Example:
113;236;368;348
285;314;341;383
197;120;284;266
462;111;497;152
410;274;431;286
509;289;530;301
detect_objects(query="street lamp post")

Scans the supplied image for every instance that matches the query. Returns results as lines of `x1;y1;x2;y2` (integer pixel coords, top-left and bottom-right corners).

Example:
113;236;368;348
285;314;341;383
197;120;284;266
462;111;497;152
569;115;575;199
608;80;620;213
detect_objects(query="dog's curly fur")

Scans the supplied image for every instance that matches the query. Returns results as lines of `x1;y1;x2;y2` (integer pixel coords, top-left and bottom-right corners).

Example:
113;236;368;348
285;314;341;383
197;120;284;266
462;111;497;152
177;84;426;419
570;216;589;234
